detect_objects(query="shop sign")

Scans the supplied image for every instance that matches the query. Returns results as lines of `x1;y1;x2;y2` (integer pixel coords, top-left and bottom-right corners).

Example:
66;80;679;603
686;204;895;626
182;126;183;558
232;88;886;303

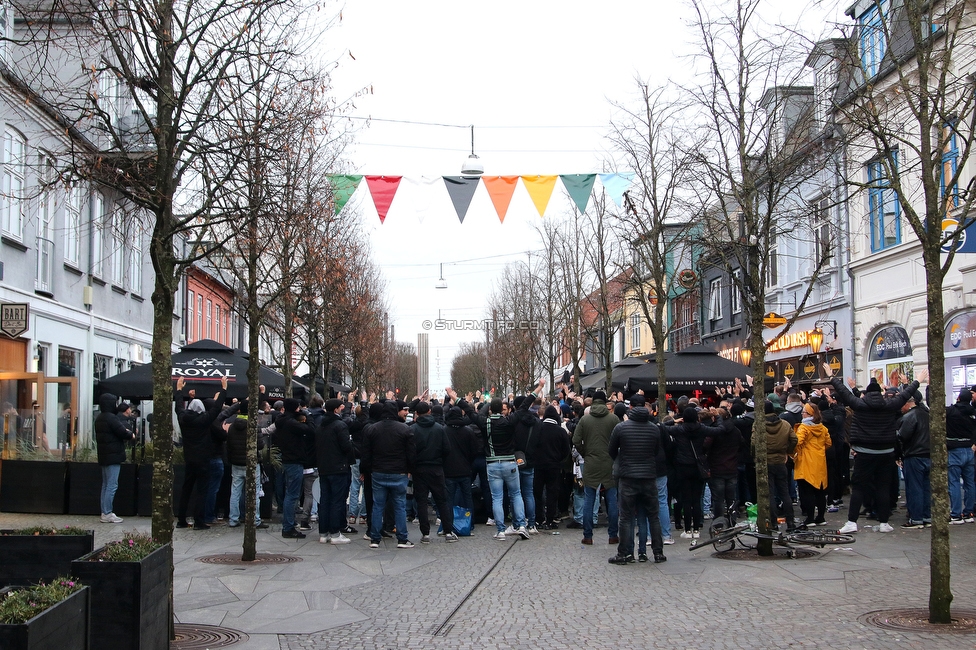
767;329;813;353
783;362;795;380
870;325;912;360
945;312;976;353
0;303;28;338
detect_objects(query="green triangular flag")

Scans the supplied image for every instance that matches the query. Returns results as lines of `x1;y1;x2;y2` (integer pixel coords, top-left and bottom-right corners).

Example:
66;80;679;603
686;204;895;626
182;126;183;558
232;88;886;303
560;174;596;214
327;174;363;214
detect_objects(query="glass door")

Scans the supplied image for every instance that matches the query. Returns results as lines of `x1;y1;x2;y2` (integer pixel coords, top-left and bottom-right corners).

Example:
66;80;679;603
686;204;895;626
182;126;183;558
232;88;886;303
0;373;77;459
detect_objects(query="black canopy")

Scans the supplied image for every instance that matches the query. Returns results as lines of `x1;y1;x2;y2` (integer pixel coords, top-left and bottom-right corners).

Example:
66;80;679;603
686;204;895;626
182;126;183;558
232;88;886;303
626;344;749;394
95;339;307;402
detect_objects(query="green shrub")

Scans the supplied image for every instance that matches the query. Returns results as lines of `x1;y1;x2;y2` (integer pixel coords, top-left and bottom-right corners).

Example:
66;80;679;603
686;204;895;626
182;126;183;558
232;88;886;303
0;577;83;625
86;532;162;562
1;525;89;536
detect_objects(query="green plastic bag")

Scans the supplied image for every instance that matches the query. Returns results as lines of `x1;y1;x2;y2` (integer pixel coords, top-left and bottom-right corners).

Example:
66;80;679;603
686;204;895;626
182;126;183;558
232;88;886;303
746;503;757;522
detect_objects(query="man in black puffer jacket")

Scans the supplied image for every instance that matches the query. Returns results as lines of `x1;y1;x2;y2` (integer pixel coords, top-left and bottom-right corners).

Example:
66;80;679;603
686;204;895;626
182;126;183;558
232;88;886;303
275;398;315;539
443;406;479;512
363;401;416;547
533;406;571;530
316;399;355;544
827;363;921;534
608;395;666;564
95;392;135;523
175;376;227;530
897;390;930;527
411;402;455;542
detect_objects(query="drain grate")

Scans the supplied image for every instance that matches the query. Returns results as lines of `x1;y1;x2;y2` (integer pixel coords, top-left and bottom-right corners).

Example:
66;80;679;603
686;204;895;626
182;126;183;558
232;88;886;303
712;547;818;560
172;624;248;648
196;552;302;565
859;608;976;634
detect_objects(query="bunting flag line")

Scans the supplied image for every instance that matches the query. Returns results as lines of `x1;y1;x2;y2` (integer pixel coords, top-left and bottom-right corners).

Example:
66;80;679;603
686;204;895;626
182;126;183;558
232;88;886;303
364;175;402;224
404;176;441;225
326;174;363;215
442;176;481;224
482;175;520;223
521;175;559;217
599;172;636;207
559;174;597;214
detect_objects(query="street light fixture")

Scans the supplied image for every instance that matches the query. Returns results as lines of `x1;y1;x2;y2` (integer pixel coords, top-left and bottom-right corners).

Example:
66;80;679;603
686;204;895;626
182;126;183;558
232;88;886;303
435;263;447;289
460;125;484;178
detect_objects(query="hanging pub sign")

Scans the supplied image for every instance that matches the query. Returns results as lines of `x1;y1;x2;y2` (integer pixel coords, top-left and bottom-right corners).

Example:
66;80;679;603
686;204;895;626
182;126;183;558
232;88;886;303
0;303;28;338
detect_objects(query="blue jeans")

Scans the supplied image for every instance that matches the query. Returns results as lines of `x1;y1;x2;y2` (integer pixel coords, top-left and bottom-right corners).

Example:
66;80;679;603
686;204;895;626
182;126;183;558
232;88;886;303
281;463;304;533
573;485;600;524
100;464;121;515
487;461;526;532
902;456;931;523
319;472;351;535
229;464;262;526
446;476;473;511
370;472;409;542
637;480;671;550
583;484;617;540
348;461;364;518
948;447;976;518
518;468;536;527
205;457;224;522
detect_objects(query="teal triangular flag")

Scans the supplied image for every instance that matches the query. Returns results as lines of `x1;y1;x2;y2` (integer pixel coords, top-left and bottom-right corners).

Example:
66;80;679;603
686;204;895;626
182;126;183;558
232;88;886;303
560;174;597;214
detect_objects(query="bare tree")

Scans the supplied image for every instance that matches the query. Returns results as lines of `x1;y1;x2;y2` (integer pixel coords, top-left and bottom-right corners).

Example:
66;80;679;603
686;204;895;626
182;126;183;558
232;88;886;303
450;342;488;396
831;0;975;622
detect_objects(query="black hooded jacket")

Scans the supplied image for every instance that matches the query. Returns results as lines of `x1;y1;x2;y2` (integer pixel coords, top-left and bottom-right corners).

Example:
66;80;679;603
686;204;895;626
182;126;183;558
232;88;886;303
533;418;572;470
176;390;225;464
443;408;480;478
95;393;132;466
661;416;733;468
829;378;918;451
946;401;976;449
607;406;661;479
315;412;355;475
411;415;448;468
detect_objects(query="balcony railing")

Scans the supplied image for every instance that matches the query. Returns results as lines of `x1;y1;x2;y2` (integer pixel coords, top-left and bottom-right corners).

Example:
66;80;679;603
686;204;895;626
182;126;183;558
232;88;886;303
668;320;701;352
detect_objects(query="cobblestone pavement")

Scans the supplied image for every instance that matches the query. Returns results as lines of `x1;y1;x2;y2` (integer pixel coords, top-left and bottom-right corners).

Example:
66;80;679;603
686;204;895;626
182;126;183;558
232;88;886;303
3;510;975;649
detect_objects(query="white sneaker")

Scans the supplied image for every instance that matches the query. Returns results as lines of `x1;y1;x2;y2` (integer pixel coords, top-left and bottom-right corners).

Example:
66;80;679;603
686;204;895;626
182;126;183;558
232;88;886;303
838;521;858;534
504;525;518;536
877;523;894;533
692;530;700;539
517;526;531;540
445;532;459;542
679;531;693;539
435;518;441;525
100;513;123;523
319;535;329;543
527;526;540;535
331;533;351;545
663;537;675;545
493;531;506;541
486;518;495;526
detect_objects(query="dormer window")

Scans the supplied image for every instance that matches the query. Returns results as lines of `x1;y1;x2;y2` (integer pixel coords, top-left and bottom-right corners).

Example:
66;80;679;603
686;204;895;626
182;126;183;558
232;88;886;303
859;0;889;78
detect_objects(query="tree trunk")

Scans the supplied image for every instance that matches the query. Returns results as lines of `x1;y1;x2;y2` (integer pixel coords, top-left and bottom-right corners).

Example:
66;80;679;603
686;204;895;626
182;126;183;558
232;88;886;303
750;334;773;556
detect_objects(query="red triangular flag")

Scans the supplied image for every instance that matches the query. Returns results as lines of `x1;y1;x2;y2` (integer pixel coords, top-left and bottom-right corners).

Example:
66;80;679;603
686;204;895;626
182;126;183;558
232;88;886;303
365;176;402;224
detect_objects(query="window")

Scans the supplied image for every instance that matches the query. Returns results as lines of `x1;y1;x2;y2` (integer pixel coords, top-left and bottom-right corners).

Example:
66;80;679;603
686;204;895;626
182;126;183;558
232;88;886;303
708;277;723;321
0;2;12;63
115;358;126;375
215;305;221;344
868;153;901;251
767;243;779;288
942;123;959;212
128;225;143;294
64;184;81;266
93;354;111;381
1;128;26;239
813;197;833;267
58;347;79;377
36;155;56;293
206;299;212;339
859;0;888;78
731;269;742;314
111;203;125;286
814;62;835;128
197;294;203;342
630;312;640;350
187;290;195;341
91;192;105;277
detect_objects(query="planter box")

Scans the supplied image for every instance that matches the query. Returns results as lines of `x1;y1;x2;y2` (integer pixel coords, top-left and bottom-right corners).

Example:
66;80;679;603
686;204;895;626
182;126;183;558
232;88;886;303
0;461;68;514
0;585;89;650
137;464;184;517
67;464;137;517
0;530;94;587
70;543;170;650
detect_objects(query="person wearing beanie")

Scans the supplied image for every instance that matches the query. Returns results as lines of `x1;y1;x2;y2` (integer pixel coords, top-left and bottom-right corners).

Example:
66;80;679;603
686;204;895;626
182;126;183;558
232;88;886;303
793;402;831;528
174;376;228;530
442;406;480;513
275;396;315;539
315;397;355;544
945;387;976;524
897;390;931;528
362;396;417;548
95;392;135;524
826;363;923;534
410;401;457;543
533;405;572;530
753;400;798;531
572;389;621;545
221;402;271;530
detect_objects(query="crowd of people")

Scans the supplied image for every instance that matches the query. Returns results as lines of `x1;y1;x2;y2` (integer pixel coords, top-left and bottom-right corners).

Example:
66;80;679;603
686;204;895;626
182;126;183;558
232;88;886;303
92;362;976;566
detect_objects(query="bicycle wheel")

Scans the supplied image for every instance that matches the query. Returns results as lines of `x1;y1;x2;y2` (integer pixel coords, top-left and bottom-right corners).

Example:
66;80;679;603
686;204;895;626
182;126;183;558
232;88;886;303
689;522;748;552
708;518;735;552
787;531;855;547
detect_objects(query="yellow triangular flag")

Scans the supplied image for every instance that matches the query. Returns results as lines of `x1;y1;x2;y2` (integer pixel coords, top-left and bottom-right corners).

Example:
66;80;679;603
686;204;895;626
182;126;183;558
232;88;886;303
520;175;559;217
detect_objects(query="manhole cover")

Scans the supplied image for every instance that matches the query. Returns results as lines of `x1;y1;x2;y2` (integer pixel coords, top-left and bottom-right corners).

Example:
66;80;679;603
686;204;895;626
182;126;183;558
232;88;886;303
172;624;248;648
712;547;818;560
196;552;302;565
859;608;976;634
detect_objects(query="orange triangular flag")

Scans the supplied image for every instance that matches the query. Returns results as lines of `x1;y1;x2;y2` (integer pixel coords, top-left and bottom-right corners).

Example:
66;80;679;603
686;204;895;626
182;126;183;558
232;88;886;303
482;176;519;223
364;175;402;224
521;175;559;217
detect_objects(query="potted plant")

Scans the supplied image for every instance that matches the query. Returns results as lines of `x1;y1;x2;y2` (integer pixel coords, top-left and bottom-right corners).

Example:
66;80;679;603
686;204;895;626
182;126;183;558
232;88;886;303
0;526;94;587
0;447;69;514
0;577;89;649
70;532;168;650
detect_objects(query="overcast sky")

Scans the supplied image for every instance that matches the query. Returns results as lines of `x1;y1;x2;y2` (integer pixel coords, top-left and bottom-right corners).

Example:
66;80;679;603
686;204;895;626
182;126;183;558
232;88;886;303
323;0;845;394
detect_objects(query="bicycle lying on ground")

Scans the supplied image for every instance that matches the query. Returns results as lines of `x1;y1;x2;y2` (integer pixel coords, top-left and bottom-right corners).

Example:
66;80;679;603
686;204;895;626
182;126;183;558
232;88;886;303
689;506;855;558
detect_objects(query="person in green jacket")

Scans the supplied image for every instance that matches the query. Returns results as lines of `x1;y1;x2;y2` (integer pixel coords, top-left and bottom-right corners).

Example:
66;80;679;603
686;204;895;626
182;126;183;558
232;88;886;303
752;400;798;531
572;391;621;545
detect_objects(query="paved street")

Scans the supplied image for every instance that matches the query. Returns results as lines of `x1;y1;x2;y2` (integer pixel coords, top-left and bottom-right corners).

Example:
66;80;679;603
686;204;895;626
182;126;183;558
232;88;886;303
2;510;975;649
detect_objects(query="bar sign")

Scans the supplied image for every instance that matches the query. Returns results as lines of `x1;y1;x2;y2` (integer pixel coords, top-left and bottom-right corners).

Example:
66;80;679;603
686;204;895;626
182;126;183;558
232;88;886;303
0;303;28;338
